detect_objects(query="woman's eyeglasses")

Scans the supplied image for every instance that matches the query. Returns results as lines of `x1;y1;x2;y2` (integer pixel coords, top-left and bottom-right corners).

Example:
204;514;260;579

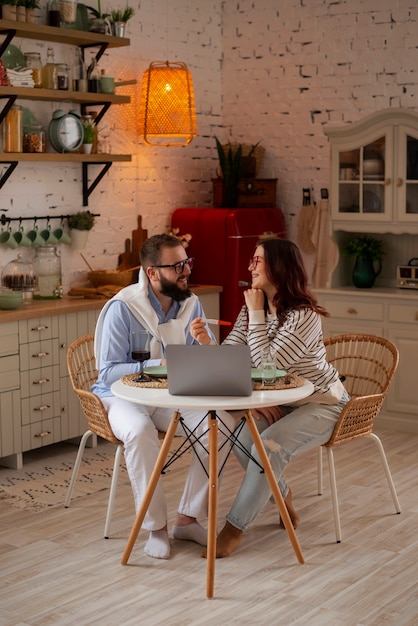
152;257;194;275
248;256;264;268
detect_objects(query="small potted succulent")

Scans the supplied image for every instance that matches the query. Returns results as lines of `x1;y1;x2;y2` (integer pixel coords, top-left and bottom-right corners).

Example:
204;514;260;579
68;210;95;249
1;0;17;21
81;116;96;154
24;0;40;23
342;234;384;288
110;5;135;36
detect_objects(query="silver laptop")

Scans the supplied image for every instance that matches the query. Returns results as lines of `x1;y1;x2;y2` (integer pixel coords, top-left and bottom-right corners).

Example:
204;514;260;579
166;344;253;396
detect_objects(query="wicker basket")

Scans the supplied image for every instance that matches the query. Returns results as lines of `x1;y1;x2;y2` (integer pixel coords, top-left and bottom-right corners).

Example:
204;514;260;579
88;269;135;288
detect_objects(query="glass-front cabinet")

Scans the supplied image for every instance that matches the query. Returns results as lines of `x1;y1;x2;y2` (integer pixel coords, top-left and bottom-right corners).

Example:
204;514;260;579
325;109;418;233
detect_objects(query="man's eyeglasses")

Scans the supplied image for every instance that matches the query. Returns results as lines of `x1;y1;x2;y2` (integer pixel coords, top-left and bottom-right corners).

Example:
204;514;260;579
248;256;264;268
152;257;194;275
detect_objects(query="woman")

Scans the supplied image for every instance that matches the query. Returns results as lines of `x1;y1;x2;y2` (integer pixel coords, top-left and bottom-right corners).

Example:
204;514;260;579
191;238;349;558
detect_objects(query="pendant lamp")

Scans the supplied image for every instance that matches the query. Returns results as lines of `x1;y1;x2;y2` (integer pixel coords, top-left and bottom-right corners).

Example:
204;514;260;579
139;61;198;146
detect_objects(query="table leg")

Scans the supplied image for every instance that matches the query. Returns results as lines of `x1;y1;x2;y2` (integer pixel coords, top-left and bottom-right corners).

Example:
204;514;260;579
121;410;182;565
244;410;305;564
206;410;218;599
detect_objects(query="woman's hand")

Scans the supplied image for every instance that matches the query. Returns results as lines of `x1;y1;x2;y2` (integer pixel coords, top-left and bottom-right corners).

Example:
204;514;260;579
190;317;211;345
244;288;265;311
251;405;284;426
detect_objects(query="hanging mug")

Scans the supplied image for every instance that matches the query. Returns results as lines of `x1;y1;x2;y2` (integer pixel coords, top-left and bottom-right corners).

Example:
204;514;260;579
26;225;45;247
40;225;59;245
13;226;32;247
0;226;18;248
53;225;72;245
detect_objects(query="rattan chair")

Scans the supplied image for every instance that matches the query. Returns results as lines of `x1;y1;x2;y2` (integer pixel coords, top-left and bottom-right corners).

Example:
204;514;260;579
318;333;401;542
65;334;124;538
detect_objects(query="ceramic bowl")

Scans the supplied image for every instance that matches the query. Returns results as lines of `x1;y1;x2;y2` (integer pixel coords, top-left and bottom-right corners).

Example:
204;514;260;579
0;290;23;310
363;159;383;176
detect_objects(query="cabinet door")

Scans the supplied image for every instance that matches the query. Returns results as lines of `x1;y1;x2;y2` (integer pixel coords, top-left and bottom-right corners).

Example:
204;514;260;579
386;327;418;415
0;389;21;459
395;124;418;224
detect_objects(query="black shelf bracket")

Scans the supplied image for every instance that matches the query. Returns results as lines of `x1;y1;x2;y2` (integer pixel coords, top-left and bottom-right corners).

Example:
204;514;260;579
80;101;111;125
0;159;18;190
82;161;112;206
0;27;17;56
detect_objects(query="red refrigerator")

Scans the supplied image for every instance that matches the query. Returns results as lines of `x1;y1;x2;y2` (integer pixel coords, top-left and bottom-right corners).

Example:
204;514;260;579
171;207;286;340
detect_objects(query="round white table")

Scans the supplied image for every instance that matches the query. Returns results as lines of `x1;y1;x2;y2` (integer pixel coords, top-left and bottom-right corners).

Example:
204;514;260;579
111;378;314;598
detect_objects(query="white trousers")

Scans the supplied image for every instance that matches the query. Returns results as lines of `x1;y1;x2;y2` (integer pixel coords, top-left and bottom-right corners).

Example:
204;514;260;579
103;396;235;531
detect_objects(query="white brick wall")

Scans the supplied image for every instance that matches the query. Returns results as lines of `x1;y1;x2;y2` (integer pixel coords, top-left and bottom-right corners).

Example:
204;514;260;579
0;0;417;291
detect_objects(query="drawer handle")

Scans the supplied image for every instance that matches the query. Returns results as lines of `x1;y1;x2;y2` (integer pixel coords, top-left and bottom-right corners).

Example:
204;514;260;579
62;406;68;412
61;343;67;349
34;405;50;412
34;431;51;438
32;352;49;358
347;308;358;315
384;177;391;186
31;325;49;332
397;177;404;187
33;378;50;385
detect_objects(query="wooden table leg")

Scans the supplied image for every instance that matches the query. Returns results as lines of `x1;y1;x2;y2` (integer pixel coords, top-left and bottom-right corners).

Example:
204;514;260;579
206;410;218;599
244;410;305;564
121;410;182;565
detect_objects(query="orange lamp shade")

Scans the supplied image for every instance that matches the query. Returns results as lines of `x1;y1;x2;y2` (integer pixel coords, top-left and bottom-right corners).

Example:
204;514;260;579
139;61;198;146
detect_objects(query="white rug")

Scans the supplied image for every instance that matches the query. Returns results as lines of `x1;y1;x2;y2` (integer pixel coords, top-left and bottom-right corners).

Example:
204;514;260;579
0;443;129;512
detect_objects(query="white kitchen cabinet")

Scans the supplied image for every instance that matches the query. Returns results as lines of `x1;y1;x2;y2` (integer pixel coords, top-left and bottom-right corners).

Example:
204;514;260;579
316;287;418;434
325;108;418;234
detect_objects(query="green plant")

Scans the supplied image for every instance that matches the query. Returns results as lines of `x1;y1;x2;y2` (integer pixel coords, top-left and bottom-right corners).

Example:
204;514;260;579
85;0;109;18
68;211;95;231
341;234;384;262
24;0;40;8
82;117;96;144
0;0;17;6
215;137;260;207
110;6;134;22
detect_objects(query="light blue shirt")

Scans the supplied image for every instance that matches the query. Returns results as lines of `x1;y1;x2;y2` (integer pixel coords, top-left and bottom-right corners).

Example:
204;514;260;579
92;286;213;398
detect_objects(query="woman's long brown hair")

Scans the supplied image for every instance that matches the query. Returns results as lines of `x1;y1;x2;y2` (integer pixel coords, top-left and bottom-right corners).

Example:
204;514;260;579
258;238;329;326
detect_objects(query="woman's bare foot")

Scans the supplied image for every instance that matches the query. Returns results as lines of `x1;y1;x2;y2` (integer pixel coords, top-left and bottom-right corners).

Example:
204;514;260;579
201;521;243;559
279;488;300;529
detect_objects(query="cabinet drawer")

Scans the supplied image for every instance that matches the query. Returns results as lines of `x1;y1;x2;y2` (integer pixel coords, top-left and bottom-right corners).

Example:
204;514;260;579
19;339;59;371
0;355;19;391
323;298;384;321
22;416;61;452
19;316;58;344
21;391;61;425
20;366;60;398
388;303;418;325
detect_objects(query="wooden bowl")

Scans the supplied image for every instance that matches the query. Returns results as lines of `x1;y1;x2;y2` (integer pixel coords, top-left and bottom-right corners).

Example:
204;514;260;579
88;269;135;288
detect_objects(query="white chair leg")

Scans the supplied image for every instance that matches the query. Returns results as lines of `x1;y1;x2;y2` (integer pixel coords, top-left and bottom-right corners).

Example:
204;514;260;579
317;446;323;495
368;432;401;514
104;444;123;539
325;446;342;543
65;430;94;508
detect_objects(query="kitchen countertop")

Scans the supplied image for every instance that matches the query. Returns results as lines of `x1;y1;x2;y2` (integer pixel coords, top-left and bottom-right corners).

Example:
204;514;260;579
0;284;223;323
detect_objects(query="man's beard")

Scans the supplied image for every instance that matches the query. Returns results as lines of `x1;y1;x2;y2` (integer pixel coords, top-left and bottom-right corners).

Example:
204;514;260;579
159;274;192;302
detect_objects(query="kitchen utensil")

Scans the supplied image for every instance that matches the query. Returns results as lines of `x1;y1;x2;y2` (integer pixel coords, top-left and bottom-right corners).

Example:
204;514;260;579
100;77;137;94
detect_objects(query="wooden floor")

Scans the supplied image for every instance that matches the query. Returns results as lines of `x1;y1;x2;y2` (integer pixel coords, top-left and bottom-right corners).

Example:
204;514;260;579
0;427;417;626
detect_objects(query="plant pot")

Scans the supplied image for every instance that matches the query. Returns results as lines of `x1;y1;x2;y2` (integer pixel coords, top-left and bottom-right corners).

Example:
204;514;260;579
2;5;17;20
26;8;40;23
82;143;92;154
17;5;26;21
70;229;89;250
112;21;125;37
352;255;382;288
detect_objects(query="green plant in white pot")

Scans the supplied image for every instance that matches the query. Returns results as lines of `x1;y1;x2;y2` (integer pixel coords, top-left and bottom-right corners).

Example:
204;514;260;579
68;210;95;249
342;234;384;288
81;116;96;154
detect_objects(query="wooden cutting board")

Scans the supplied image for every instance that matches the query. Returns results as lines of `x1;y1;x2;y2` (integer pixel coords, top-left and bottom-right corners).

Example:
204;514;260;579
118;215;148;270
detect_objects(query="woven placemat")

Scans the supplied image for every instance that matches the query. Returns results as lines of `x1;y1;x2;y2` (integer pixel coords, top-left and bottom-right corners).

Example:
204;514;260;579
121;372;306;390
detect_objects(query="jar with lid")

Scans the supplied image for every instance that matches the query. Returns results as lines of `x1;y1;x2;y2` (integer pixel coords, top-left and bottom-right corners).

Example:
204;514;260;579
42;47;58;90
58;0;77;25
23;124;46;153
24;52;42;88
57;63;70;90
47;0;60;26
33;246;62;299
1;254;37;303
4;105;23;153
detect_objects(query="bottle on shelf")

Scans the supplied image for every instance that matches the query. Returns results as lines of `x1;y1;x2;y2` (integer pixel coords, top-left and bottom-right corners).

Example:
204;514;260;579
24;52;42;88
42;47;58;90
73;47;87;92
87;58;101;93
47;0;60;27
57;63;70;90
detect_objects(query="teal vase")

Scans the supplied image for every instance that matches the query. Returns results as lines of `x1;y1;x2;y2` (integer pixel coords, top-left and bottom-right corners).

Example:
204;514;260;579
352;255;381;288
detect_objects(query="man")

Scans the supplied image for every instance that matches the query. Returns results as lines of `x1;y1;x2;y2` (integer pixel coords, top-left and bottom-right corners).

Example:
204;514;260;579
92;234;235;559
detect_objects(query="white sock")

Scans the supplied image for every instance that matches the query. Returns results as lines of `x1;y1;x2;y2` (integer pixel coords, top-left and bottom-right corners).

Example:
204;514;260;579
172;522;207;547
144;530;170;559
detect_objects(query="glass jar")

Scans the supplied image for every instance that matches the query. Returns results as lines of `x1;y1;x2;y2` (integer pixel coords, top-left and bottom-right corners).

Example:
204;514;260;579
57;63;70;90
23;124;46;153
4;105;23;153
33;246;62;299
42;47;58;90
59;0;77;25
1;254;37;303
24;52;42;88
47;0;60;26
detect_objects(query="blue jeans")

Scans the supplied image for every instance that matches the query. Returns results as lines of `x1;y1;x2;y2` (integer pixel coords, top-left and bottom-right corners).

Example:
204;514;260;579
227;391;350;531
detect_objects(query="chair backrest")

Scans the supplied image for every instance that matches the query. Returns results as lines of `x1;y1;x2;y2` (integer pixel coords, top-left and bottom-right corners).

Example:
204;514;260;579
67;334;121;445
323;334;399;445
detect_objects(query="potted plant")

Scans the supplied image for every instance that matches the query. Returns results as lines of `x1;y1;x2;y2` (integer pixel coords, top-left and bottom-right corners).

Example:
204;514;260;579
342;234;384;288
24;0;40;23
214;137;261;207
110;6;134;36
1;0;17;21
81;116;96;154
16;0;25;21
86;0;110;33
68;210;95;249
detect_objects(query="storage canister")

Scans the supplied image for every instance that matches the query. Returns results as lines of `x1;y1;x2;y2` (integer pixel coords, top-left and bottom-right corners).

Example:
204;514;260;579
4;104;23;153
24;52;42;88
33;245;62;299
23;124;46;153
